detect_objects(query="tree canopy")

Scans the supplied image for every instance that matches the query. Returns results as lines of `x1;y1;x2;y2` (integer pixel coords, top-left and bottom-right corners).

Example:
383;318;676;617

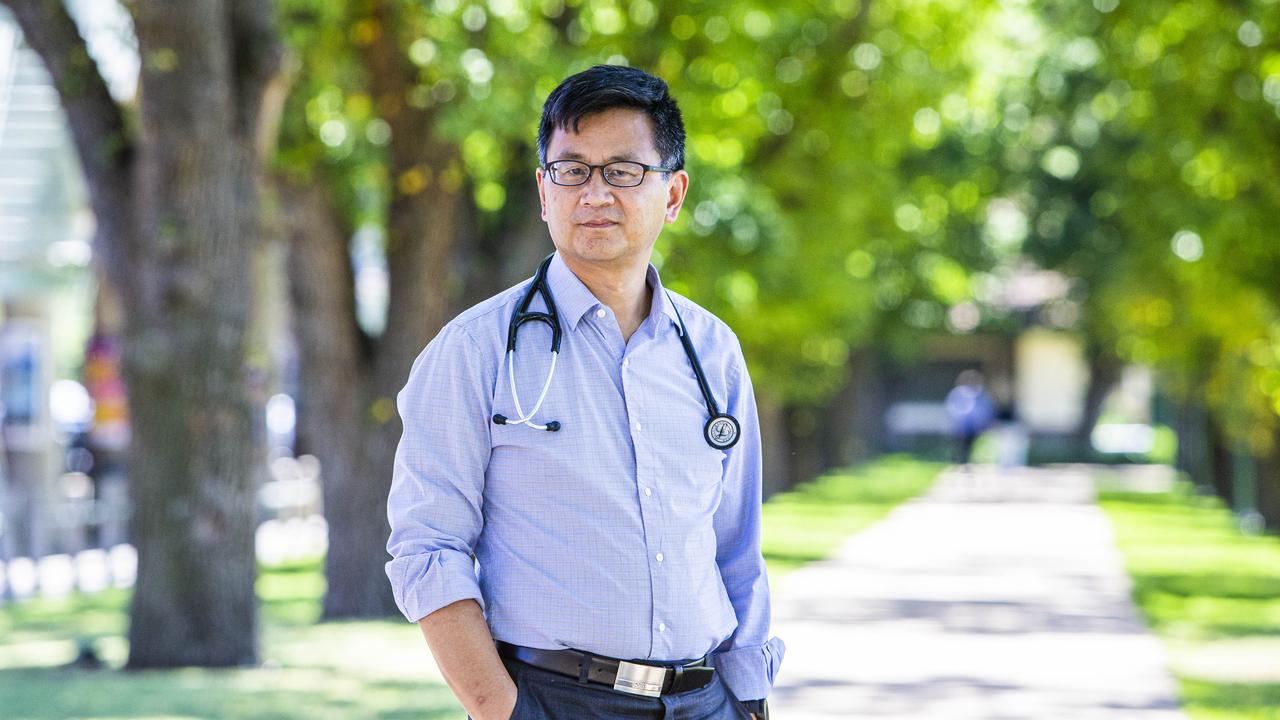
275;0;1280;460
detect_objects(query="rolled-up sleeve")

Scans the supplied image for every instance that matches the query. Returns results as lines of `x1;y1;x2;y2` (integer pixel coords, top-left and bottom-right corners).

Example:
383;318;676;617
709;339;785;701
385;323;494;623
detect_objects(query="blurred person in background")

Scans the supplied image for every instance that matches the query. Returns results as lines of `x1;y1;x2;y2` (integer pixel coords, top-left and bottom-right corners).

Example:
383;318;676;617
384;66;781;719
945;369;996;467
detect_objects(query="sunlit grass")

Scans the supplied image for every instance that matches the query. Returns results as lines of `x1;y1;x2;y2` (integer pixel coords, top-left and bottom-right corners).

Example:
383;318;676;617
1099;482;1280;720
0;558;456;719
762;454;945;579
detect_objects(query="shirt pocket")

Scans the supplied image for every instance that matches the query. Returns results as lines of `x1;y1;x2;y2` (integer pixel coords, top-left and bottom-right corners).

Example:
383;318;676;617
656;398;728;503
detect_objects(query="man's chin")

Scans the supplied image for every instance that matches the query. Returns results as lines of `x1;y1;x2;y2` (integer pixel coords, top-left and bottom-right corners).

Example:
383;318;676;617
563;238;634;264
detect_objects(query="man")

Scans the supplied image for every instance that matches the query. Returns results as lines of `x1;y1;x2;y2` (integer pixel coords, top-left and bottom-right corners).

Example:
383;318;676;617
385;65;783;720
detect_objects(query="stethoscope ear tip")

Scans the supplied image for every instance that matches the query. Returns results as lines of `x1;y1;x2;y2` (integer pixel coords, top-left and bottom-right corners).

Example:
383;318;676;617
545;421;562;432
492;414;508;425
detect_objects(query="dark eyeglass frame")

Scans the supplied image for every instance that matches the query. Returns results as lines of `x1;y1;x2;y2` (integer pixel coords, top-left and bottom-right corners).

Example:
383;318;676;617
542;159;675;188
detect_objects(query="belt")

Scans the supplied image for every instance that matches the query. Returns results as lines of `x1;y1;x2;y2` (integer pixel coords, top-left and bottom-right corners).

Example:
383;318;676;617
496;641;716;698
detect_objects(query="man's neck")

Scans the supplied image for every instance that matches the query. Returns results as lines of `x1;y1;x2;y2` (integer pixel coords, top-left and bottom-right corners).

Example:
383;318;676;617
563;255;652;342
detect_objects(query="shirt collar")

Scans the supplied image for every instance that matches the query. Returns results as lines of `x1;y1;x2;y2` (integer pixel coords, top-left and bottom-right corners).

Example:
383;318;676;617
545;252;682;334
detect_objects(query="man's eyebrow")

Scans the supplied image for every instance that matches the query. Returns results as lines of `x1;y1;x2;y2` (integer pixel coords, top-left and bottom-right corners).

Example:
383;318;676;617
553;151;647;163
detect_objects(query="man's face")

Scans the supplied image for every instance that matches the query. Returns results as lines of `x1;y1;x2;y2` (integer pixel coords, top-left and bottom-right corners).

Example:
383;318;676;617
537;107;689;270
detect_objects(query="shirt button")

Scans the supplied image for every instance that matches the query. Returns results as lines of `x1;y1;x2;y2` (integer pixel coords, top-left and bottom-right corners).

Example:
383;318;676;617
633;421;642;433
595;308;607;318
644;487;652;497
658;622;666;632
623;358;630;369
656;552;664;562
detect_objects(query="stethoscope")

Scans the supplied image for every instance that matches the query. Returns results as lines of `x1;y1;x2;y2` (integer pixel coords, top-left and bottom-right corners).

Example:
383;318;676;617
491;254;741;450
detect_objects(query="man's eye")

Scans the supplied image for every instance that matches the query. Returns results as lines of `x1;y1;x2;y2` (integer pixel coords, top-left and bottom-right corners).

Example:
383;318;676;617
607;169;638;179
561;166;587;177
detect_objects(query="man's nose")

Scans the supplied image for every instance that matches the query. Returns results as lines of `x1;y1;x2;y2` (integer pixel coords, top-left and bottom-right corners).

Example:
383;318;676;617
579;170;616;205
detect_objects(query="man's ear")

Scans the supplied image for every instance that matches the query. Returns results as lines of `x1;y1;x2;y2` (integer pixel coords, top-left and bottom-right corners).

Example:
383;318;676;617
536;167;549;221
665;169;689;223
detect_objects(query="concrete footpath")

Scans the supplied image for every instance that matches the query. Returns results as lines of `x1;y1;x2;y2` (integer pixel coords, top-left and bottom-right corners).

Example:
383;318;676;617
768;465;1188;720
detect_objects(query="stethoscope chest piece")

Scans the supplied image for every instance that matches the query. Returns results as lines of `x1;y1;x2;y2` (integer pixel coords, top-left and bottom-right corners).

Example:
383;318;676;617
704;414;741;450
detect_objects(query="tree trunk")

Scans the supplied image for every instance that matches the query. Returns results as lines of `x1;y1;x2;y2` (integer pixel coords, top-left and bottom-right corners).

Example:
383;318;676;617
280;148;463;621
1207;414;1234;507
454;149;553;312
278;177;389;617
817;370;857;472
4;0;285;667
821;348;890;469
123;0;283;668
1172;393;1212;488
1074;343;1122;448
786;405;826;491
276;0;467;619
756;394;791;500
1257;428;1280;533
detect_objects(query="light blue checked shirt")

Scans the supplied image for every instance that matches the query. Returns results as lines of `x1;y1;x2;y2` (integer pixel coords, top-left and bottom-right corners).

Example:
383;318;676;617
385;252;784;701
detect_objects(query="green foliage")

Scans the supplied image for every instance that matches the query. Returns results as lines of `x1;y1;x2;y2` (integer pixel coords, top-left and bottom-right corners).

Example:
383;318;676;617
999;0;1280;451
272;0;1280;450
1099;480;1280;719
273;0;1010;405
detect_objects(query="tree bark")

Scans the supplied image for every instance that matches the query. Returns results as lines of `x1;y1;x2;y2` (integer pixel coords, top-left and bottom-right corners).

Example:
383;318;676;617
276;177;378;613
1074;343;1122;448
1257;428;1280;533
126;0;283;668
3;0;285;667
315;159;461;619
819;348;890;470
756;394;791;500
785;405;826;492
1206;414;1234;507
1172;393;1212;488
454;153;552;312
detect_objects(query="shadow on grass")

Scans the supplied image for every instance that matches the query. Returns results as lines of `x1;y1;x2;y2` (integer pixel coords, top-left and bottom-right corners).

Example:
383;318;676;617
1132;573;1280;602
1180;678;1280;719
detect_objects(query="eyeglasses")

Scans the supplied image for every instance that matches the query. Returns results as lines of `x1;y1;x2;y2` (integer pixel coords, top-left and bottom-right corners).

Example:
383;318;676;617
543;160;674;188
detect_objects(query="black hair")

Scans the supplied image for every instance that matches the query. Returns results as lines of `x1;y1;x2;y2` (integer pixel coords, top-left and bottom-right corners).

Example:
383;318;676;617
537;65;686;171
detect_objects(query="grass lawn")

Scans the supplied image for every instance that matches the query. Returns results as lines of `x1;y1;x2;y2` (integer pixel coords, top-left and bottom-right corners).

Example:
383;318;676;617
0;559;459;719
0;455;943;718
1098;480;1280;720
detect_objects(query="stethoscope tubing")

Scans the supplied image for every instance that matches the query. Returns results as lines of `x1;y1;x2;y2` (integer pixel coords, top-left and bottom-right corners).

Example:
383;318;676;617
496;253;738;449
504;349;558;430
667;293;721;419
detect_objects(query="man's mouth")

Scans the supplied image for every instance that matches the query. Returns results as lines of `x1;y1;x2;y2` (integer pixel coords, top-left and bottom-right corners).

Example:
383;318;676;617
580;220;618;228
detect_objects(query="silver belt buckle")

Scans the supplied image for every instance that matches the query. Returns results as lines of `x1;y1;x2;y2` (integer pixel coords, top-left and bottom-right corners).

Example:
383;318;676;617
613;660;667;697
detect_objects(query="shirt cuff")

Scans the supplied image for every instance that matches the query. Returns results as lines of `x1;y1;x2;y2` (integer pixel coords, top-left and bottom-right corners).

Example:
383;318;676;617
709;636;785;701
384;548;484;623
